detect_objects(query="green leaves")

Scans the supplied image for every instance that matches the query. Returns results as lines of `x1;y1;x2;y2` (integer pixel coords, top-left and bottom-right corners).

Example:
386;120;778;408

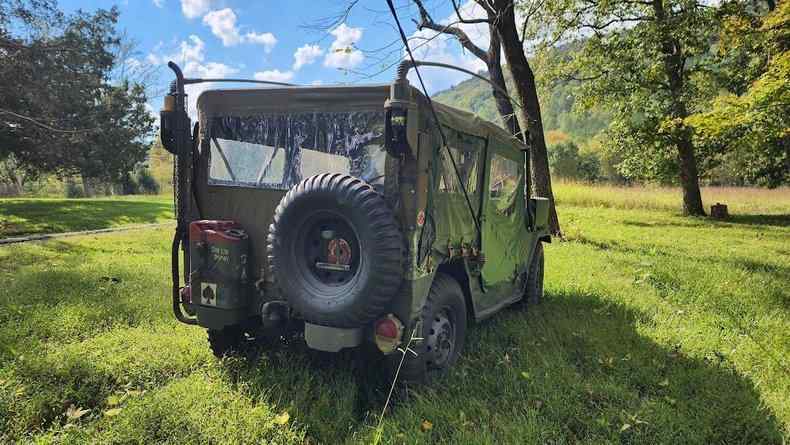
0;3;154;183
686;2;790;187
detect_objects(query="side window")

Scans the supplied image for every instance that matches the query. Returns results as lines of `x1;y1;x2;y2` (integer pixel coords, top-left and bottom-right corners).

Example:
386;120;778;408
489;153;522;212
438;146;480;194
436;129;484;195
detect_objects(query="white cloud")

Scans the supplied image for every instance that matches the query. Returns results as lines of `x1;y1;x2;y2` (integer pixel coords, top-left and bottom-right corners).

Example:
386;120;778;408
253;69;294;83
153;0;164;8
201;8;278;50
203;8;241;46
324;23;364;69
245;32;277;52
405;1;489;93
181;0;212;19
293;44;323;70
147;35;238;118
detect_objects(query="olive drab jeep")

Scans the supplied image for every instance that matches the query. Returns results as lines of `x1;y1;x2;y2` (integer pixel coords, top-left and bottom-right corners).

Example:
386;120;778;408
159;60;550;381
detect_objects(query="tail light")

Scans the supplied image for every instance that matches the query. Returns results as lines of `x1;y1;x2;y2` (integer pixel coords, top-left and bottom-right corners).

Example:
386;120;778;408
374;314;404;354
179;285;192;304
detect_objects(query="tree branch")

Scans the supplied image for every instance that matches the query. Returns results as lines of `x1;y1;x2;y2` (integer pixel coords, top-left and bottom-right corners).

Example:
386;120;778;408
0;109;99;134
412;0;489;62
451;0;492;24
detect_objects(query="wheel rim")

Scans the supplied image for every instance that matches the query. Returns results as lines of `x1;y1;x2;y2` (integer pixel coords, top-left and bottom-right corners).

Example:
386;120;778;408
296;211;361;289
426;308;455;368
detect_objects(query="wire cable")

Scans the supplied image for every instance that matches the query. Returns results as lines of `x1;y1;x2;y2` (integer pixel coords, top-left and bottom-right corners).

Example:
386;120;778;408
385;0;482;239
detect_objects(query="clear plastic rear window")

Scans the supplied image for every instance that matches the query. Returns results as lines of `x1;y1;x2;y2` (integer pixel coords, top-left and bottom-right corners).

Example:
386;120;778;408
207;111;386;190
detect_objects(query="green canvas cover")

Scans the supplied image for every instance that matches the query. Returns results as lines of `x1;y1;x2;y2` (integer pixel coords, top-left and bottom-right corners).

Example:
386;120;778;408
194;83;536;306
195;85;394;279
420;98;533;305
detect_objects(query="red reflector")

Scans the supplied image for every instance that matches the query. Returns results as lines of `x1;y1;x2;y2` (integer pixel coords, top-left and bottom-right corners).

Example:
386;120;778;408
375;318;398;339
179;285;192;304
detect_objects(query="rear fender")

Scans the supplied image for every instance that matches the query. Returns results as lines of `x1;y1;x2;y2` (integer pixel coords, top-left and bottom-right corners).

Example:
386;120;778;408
434;260;475;321
530;197;550;232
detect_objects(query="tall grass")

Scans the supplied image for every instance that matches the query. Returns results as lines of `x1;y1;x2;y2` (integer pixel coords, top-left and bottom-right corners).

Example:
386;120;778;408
554;181;790;215
0;186;788;443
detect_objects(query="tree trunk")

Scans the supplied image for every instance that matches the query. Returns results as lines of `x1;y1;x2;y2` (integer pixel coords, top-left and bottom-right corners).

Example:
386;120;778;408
486;28;522;139
677;133;705;215
81;173;95;197
653;0;705;216
12;174;24;196
492;0;561;236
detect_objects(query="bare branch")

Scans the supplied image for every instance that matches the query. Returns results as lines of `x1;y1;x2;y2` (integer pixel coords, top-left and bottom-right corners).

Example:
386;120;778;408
0;109;98;134
451;0;492;24
412;0;489;62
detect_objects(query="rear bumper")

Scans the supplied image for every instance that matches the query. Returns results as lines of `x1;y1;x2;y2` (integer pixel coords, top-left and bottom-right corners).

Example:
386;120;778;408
195;305;250;330
304;323;364;352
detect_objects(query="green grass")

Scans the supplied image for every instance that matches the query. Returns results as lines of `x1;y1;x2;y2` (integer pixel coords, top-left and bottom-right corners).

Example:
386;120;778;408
0;196;173;238
554;181;790;215
0;187;788;443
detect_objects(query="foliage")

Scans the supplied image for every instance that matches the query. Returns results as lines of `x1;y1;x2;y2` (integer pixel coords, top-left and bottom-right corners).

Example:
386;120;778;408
0;154;37;195
116;172;139;196
64;178;84;199
537;1;719;187
433;68;610;146
548;140;601;182
686;1;790;188
136;167;160;195
0;194;787;442
147;138;174;195
0;1;154;184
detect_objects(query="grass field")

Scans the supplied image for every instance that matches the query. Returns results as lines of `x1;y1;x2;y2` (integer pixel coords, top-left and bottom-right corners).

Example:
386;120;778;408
554;181;790;216
0;196;172;239
0;185;788;443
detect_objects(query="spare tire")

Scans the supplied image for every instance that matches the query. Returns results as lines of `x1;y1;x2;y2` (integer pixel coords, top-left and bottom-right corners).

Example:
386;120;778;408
267;173;404;328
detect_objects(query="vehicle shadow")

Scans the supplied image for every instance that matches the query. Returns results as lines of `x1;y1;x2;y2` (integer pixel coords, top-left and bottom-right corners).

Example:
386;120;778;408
220;289;784;444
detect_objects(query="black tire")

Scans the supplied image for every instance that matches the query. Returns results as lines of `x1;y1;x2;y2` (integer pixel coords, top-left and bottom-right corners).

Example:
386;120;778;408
392;273;467;382
525;243;544;305
267;173;404;328
207;326;246;357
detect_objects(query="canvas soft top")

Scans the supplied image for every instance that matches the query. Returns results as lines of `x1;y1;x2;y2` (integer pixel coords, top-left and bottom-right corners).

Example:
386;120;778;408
197;83;526;158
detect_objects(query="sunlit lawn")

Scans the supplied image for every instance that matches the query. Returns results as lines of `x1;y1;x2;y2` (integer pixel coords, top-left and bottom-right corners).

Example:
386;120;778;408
0;196;173;238
0;185;788;443
555;181;790;216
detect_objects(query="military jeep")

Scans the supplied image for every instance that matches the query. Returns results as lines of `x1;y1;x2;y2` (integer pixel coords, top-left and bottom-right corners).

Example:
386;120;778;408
160;61;550;381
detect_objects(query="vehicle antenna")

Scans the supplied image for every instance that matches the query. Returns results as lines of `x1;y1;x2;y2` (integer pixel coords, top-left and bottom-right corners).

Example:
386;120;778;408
385;0;482;240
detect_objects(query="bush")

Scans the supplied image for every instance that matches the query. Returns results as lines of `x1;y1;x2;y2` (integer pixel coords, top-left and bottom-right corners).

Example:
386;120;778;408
116;172;139;195
64;179;85;198
136;168;160;195
548;141;601;182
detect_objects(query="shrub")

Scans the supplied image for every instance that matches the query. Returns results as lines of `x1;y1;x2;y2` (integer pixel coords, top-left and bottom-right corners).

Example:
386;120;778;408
548;141;601;182
64;178;85;198
136;168;160;195
116;172;139;195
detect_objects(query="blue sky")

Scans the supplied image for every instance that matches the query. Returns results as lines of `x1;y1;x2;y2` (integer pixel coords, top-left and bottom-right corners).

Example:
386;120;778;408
58;0;491;117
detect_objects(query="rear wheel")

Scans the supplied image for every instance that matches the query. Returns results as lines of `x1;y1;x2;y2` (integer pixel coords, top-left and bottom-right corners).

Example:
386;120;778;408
389;273;467;383
207;326;246;357
525;243;544;305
